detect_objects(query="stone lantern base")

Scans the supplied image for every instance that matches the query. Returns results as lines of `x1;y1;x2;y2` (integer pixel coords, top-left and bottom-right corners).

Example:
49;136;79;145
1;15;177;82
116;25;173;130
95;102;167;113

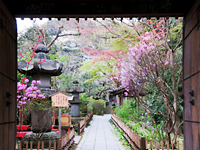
71;117;84;124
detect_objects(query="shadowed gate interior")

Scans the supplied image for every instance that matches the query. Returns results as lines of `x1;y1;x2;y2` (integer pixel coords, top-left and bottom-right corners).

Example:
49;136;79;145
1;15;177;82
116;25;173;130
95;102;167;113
0;0;199;149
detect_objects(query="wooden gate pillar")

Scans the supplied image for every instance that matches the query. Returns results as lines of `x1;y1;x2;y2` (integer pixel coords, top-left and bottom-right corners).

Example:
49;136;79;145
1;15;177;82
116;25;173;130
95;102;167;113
0;1;17;150
183;0;200;149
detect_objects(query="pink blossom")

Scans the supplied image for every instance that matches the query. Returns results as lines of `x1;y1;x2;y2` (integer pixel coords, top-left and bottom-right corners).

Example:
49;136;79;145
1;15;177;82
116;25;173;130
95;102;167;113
17;82;21;88
143;36;150;41
149;42;153;46
17;80;44;108
26;87;33;92
38;94;45;98
17;95;21;99
32;80;36;84
33;87;38;90
28;94;34;97
25;79;29;83
165;61;169;65
124;92;128;96
21;97;27;100
21;101;26;105
147;47;152;50
37;80;41;84
32;94;37;99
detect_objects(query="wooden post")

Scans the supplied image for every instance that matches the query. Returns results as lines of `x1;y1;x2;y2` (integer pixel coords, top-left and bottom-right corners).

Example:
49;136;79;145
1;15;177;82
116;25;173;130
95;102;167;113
177;141;179;150
67;132;69;149
59;107;61;138
38;141;40;149
49;140;51;149
60;139;62;150
54;140;57;150
26;141;28;150
167;139;169;150
30;141;33;150
140;137;146;150
42;141;44;150
78;121;80;135
19;141;22;150
56;138;60;150
150;139;153;149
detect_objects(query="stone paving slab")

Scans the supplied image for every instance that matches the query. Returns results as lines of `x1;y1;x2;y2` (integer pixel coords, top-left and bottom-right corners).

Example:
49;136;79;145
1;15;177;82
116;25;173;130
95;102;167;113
76;114;124;150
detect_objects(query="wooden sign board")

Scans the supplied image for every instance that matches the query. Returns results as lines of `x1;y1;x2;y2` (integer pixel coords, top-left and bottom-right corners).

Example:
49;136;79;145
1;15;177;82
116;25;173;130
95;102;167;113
51;92;69;107
61;115;71;126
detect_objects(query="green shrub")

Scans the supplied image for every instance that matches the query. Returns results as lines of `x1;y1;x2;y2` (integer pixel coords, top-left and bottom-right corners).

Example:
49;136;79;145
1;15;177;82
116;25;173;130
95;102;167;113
87;100;94;113
79;93;95;113
114;99;146;122
79;94;105;115
93;100;105;115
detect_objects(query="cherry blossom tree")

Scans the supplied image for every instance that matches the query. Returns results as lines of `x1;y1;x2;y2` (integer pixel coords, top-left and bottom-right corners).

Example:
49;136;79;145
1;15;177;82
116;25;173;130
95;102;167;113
112;18;183;144
81;18;183;145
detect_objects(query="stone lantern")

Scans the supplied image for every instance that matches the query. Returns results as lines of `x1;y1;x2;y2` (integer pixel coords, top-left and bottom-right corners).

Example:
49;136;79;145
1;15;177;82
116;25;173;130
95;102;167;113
66;80;85;119
18;44;63;132
18;44;63;92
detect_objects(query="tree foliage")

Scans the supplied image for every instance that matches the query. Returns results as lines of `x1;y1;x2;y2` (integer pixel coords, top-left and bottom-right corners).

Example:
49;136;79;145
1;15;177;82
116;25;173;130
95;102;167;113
80;17;183;145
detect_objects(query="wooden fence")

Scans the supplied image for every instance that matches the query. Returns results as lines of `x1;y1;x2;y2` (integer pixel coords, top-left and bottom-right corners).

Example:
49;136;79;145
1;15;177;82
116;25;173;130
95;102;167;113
18;128;74;150
59;128;75;150
78;111;93;135
112;115;145;150
111;115;184;150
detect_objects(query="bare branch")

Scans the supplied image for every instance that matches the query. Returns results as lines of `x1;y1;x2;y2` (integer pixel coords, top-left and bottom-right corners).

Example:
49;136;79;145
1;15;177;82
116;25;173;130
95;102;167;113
39;29;47;46
47;25;81;48
162;79;175;97
172;37;182;53
96;20;134;44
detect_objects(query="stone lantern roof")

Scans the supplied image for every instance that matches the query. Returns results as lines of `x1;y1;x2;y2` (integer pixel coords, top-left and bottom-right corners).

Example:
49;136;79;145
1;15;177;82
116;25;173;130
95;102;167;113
65;80;85;94
18;44;63;90
18;44;63;76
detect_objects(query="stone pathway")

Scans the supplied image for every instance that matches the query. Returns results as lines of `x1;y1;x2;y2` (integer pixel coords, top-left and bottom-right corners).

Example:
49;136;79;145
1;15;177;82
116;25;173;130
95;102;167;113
76;114;124;150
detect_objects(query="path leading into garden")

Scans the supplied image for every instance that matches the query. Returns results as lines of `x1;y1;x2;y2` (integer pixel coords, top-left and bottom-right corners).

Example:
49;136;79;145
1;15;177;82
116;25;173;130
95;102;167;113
76;114;125;150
